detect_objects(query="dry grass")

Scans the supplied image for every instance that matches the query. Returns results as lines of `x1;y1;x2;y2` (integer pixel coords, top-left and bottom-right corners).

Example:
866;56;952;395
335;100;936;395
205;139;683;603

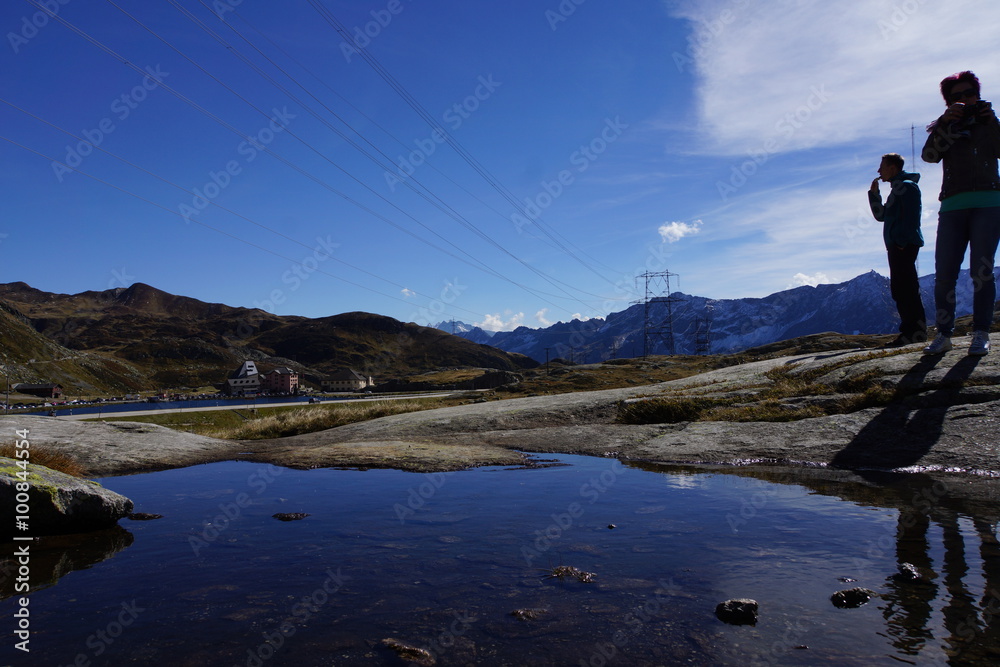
706;400;827;422
618;396;730;423
205;400;438;440
0;442;88;477
407;369;489;385
618;353;913;425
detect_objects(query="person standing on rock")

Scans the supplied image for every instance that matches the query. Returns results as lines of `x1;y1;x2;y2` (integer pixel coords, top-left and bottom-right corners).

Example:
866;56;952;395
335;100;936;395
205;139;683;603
922;70;1000;356
869;152;927;346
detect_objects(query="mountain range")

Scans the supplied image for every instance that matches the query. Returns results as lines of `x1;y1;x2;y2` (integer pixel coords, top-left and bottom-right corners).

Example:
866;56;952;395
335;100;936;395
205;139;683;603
0;282;536;395
436;269;1000;364
3;268;997;395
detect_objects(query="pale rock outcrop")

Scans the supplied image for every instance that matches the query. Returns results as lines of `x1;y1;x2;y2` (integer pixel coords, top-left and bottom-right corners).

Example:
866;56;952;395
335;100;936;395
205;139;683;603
0;457;133;539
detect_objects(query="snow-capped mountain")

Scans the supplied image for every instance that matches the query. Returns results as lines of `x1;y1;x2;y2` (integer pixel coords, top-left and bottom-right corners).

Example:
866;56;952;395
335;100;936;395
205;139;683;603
432;320;496;345
445;269;998;364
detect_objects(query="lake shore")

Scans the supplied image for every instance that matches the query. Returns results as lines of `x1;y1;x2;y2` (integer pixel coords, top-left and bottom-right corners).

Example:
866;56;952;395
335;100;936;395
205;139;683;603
5;334;999;479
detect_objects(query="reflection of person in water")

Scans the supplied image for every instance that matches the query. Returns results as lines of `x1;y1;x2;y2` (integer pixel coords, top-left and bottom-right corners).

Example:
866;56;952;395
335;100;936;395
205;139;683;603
876;476;1000;664
946;517;1000;663
882;498;937;655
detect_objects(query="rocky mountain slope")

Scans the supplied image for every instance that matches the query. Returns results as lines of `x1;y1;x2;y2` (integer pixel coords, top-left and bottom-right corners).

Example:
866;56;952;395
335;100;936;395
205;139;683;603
439;269;1000;364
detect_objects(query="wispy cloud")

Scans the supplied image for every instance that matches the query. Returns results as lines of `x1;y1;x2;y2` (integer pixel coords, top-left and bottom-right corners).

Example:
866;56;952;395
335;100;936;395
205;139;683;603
400;288;416;298
535;308;552;326
666;0;1000;156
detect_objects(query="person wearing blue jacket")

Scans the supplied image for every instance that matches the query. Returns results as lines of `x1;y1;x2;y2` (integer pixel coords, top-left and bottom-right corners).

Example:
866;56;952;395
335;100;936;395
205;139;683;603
869;152;927;346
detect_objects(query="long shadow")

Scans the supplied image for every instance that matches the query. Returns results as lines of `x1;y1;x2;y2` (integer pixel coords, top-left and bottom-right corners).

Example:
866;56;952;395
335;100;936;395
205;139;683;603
830;355;983;471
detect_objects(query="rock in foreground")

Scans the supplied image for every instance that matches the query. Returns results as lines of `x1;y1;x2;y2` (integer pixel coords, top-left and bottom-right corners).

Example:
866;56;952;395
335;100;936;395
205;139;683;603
0;457;133;539
715;598;759;625
831;587;877;608
380;638;435;665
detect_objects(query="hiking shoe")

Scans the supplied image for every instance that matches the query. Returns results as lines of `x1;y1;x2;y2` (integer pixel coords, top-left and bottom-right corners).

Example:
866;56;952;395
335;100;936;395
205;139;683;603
882;336;911;348
923;334;952;355
969;331;991;356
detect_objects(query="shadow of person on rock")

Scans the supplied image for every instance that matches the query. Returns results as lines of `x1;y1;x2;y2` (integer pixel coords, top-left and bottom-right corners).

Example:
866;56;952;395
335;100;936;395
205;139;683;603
831;355;983;471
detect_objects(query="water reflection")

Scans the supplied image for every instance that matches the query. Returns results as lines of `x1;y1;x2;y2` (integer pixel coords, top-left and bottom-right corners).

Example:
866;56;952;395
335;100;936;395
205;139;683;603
881;485;1000;664
0;526;133;600
2;458;999;665
649;463;1000;665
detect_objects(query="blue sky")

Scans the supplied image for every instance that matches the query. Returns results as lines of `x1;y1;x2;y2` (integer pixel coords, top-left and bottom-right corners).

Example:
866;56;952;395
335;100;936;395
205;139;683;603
3;0;999;331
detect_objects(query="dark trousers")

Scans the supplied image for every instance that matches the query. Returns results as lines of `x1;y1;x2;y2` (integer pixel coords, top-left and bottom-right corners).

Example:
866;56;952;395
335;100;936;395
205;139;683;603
888;244;926;339
933;207;1000;335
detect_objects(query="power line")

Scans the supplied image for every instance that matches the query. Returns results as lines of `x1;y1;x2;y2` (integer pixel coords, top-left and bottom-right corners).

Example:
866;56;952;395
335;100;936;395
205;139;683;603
229;5;623;276
229;5;624;280
25;0;593;315
0;96;491;320
306;0;625;286
0;134;465;315
160;0;609;304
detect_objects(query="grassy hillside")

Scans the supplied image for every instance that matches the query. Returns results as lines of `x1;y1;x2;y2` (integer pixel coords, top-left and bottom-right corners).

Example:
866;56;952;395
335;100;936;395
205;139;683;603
0;301;148;395
0;282;536;395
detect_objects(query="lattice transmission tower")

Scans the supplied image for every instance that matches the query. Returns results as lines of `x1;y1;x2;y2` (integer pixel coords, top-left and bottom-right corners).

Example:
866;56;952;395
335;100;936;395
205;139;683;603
694;306;712;354
635;270;681;357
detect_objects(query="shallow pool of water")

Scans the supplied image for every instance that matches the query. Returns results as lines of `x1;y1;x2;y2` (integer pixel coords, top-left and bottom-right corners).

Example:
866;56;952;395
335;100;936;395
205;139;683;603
3;454;1000;665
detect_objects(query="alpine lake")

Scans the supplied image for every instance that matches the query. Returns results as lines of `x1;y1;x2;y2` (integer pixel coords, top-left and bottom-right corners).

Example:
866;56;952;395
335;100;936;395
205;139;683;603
3;453;1000;666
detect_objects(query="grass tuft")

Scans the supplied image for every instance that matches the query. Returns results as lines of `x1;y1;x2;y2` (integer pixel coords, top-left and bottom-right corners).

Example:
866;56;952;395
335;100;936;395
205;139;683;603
0;442;88;477
618;396;728;424
706;400;826;422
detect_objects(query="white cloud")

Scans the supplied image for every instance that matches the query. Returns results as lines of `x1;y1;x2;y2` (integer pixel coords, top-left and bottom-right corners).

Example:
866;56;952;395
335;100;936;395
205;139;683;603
400;288;416;298
659;219;702;243
667;0;1000;156
535;308;552;326
477;311;525;331
478;314;504;330
789;272;830;288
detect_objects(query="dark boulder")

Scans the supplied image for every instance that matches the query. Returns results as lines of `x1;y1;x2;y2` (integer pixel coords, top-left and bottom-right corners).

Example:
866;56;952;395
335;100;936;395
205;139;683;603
891;562;927;583
831;587;877;608
715;598;758;625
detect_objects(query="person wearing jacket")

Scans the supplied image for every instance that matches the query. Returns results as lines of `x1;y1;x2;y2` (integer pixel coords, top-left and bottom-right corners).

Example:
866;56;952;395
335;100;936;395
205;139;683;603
921;70;1000;356
869;153;926;346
